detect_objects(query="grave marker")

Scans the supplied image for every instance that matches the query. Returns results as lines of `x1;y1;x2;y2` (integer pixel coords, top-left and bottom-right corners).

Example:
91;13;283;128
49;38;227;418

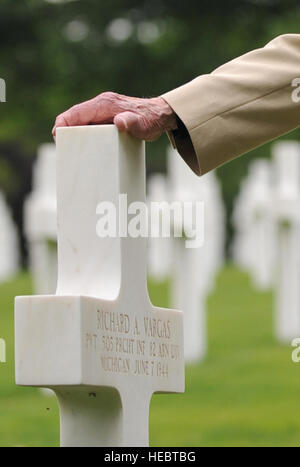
0;192;19;282
232;160;275;290
147;173;172;281
15;126;184;447
0;338;5;363
168;147;224;362
24;143;57;294
273;141;300;343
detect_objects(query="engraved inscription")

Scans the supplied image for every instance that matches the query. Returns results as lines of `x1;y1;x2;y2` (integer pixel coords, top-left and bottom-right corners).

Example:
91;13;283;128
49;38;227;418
85;310;181;379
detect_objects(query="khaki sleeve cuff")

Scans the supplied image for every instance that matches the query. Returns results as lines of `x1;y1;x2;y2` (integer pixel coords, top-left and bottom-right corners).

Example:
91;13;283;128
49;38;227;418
162;83;205;176
166;115;201;176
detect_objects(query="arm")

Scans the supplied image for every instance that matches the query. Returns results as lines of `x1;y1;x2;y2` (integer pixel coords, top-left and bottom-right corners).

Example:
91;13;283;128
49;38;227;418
53;34;300;176
163;34;300;175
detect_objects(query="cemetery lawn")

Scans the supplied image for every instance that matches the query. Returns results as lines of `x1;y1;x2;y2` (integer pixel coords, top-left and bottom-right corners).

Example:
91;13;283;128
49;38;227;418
1;267;300;447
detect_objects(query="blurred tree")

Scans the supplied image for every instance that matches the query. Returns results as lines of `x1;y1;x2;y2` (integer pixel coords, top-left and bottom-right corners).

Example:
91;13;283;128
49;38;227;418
0;0;299;256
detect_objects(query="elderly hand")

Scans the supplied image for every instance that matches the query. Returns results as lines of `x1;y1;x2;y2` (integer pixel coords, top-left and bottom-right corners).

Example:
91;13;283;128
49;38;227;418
52;92;177;141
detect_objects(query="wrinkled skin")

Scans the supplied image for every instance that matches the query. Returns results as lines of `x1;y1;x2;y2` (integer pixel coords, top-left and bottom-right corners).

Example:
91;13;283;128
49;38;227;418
52;92;177;141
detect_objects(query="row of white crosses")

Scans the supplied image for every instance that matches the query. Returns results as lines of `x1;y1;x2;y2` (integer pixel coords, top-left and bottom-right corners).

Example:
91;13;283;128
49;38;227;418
148;147;225;363
0;192;19;282
232;141;300;343
17;132;300;446
16;126;184;447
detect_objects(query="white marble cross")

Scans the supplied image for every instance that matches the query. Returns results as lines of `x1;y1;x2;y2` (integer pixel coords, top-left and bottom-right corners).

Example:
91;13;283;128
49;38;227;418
273;141;300;343
0;338;5;363
147;173;172;281
0;78;6;103
15;126;184;447
232;159;275;291
0;191;19;282
24;143;57;294
167;146;224;363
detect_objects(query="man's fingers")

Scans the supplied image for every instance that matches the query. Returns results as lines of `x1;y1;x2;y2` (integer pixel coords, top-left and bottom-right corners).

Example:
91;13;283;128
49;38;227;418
113;112;137;132
53;93;121;136
113;114;127;132
53;100;97;135
52;115;69;136
52;93;166;141
114;111;150;139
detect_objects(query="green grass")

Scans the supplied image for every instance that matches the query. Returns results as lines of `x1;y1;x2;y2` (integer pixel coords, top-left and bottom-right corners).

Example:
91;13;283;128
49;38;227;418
0;266;300;446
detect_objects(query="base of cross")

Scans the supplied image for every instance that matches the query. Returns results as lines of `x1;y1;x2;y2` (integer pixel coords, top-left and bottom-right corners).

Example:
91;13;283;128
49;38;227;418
56;386;152;447
15;294;184;446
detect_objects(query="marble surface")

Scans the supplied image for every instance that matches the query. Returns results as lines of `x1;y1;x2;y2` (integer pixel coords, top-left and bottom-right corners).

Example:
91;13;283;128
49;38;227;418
15;125;184;447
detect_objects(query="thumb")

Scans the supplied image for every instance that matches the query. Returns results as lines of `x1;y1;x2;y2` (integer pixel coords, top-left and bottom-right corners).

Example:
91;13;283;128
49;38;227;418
114;111;146;138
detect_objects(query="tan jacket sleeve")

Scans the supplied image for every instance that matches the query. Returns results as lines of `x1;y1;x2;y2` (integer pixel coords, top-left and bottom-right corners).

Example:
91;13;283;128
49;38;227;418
162;34;300;175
